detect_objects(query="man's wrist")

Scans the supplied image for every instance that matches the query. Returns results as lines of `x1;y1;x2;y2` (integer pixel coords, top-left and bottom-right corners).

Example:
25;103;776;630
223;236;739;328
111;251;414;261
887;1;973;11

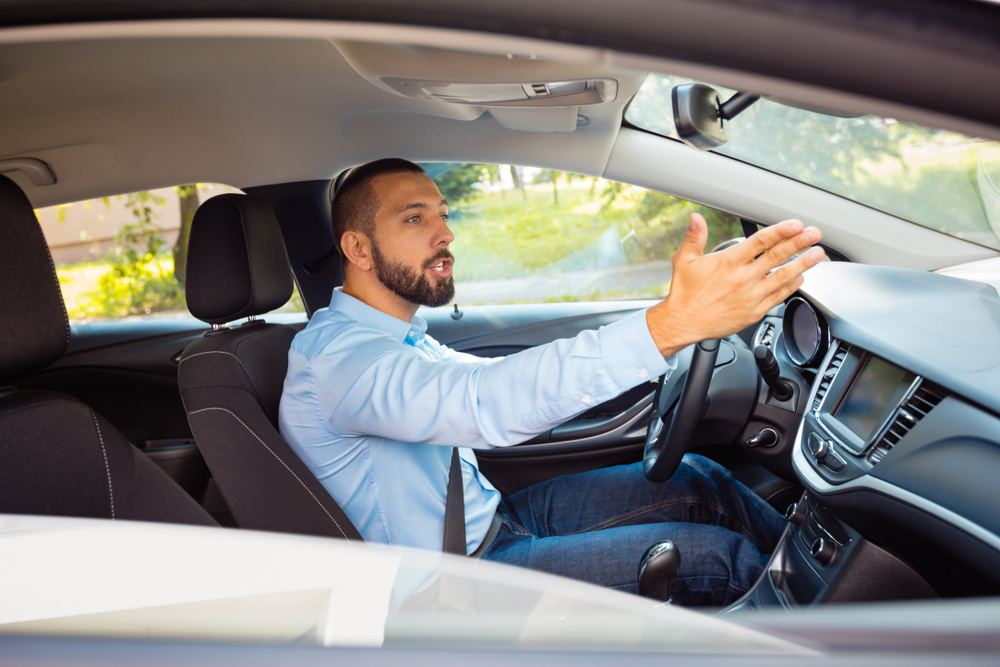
645;301;689;360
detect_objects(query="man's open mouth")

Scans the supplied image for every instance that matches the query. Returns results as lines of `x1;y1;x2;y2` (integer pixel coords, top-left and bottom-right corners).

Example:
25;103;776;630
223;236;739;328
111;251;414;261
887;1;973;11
428;257;454;279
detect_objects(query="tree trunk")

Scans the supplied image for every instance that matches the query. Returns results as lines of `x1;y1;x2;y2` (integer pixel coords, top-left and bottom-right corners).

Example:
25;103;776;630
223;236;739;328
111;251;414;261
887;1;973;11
510;165;526;200
172;185;199;286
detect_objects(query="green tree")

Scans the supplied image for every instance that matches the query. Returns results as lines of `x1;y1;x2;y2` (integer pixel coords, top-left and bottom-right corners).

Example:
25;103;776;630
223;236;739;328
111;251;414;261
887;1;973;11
432;163;489;204
78;190;185;318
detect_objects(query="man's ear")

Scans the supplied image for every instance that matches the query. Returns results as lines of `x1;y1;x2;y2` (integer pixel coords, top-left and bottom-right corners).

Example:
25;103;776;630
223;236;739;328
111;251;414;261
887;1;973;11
340;230;373;272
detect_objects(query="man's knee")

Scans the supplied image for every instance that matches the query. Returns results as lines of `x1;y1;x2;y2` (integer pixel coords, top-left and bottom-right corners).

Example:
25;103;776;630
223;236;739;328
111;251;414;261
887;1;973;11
679;453;737;487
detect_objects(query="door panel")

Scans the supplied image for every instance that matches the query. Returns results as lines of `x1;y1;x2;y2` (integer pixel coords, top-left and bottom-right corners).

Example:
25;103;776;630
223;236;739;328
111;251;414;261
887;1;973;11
423;302;658;492
13;318;211;443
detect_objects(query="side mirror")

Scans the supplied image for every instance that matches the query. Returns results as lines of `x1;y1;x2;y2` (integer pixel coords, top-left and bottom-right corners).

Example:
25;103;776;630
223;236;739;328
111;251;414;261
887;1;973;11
671;83;759;151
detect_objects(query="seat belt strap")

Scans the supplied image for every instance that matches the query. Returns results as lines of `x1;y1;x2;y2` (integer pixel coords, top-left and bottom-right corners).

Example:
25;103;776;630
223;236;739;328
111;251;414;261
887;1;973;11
442;447;467;555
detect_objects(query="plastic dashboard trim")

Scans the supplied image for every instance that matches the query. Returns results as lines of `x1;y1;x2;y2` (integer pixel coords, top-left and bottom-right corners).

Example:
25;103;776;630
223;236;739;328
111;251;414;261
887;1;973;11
791;343;1000;554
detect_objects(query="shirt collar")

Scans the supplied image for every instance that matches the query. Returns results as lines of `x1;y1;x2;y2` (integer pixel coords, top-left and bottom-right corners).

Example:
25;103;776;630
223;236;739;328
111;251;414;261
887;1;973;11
329;288;427;346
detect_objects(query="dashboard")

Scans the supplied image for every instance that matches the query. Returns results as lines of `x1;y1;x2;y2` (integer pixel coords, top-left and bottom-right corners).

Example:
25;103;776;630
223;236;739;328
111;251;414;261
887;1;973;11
756;262;1000;603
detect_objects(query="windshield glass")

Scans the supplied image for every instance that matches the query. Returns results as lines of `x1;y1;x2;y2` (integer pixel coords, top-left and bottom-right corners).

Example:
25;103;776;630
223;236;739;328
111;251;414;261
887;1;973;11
626;73;1000;250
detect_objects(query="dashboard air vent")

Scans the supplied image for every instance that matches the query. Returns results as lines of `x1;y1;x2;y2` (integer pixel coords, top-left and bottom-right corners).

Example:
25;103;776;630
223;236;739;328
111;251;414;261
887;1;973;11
812;342;849;412
758;322;775;348
867;381;946;464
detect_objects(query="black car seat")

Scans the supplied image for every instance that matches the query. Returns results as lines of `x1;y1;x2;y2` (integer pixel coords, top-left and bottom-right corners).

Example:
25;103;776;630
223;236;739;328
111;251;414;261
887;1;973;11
0;175;217;526
177;193;361;541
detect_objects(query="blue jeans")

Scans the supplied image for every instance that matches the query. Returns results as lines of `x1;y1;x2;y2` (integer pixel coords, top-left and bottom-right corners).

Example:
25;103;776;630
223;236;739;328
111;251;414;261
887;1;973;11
481;455;787;607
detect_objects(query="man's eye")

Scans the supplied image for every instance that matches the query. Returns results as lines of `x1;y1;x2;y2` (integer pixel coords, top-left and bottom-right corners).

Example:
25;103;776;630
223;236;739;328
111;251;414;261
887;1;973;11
406;215;421;223
441;213;449;222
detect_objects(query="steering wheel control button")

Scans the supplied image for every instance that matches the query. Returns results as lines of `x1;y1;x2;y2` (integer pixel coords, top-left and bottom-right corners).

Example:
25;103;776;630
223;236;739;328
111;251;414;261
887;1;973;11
785;501;808;525
744;427;778;448
810;537;836;565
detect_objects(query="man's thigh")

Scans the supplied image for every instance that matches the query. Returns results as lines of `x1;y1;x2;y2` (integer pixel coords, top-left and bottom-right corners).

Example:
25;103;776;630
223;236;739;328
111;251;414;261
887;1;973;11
498;455;782;549
483;520;769;607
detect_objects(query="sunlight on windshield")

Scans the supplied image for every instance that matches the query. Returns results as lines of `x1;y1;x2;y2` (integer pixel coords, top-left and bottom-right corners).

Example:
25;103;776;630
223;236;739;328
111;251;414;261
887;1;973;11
626;74;1000;251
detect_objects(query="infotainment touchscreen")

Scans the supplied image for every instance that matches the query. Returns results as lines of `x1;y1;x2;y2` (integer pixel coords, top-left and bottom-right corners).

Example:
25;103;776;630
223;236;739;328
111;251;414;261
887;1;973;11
833;355;914;441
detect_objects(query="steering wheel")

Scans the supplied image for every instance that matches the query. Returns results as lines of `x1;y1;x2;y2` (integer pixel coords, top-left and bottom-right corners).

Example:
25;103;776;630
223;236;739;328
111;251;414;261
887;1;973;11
643;339;720;482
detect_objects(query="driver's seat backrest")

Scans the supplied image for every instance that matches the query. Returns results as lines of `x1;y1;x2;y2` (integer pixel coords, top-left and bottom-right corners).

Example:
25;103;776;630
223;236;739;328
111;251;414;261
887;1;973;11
177;194;362;541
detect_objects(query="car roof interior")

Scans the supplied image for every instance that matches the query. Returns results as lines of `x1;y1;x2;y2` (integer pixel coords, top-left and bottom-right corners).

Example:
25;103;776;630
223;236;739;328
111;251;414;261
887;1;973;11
1;18;998;277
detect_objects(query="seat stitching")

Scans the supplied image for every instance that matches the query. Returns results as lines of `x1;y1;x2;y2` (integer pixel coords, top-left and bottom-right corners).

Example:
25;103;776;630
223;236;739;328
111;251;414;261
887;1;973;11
90;413;115;519
179;350;261;396
228;198;255;315
189;406;349;540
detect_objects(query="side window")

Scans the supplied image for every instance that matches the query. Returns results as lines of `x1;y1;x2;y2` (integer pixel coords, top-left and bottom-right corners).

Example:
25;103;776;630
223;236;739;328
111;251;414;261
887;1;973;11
424;164;742;305
37;185;305;322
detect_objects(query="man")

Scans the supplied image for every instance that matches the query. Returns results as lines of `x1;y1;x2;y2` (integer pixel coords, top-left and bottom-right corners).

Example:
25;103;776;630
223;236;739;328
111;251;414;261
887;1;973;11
279;158;825;606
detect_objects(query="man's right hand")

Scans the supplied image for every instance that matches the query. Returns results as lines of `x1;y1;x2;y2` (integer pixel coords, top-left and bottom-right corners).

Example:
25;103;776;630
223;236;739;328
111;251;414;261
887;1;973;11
646;213;825;359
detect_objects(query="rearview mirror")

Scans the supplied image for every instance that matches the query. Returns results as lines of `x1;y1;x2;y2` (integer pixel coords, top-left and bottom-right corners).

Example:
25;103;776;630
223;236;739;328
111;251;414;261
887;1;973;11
671;83;759;151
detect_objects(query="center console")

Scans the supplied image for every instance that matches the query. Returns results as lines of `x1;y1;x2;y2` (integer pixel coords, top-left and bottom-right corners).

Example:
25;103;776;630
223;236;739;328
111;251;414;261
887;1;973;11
727;338;941;611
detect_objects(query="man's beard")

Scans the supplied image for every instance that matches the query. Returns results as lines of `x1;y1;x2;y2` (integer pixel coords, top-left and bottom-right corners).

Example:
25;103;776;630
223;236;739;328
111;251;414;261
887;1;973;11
371;240;456;308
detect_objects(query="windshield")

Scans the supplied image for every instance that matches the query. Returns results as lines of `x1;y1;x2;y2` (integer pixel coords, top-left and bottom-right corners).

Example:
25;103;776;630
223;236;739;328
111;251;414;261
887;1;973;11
626;74;1000;250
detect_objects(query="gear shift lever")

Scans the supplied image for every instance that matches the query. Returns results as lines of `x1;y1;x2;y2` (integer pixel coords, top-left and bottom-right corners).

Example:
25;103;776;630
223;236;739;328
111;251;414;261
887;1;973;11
638;541;682;603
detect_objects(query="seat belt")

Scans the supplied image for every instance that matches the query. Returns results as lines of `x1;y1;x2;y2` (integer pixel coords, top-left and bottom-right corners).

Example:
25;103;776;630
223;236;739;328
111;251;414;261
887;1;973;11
442;447;467;555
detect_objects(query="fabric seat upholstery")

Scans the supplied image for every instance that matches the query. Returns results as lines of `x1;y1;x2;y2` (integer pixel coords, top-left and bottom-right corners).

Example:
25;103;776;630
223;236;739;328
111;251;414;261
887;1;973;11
0;174;217;527
178;194;362;541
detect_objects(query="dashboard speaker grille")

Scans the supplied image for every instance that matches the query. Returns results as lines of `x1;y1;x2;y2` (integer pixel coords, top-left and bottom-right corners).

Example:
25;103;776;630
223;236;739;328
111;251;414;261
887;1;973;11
867;381;946;464
812;342;849;412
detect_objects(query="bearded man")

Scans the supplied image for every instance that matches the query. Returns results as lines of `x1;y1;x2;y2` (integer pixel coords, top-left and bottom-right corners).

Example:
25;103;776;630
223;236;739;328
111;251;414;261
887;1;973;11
279;158;824;606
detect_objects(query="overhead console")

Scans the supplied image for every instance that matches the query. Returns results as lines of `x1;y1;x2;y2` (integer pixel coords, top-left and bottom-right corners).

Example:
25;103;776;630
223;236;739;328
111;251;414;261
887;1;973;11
332;40;642;132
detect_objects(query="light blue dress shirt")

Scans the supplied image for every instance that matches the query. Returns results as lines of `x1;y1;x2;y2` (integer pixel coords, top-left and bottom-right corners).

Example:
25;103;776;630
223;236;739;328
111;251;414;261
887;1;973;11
279;290;674;553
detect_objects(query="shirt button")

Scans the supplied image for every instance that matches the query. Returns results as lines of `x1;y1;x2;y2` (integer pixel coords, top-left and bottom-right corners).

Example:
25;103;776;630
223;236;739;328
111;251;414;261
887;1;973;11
407;331;416;338
638;369;649;379
582;395;592;405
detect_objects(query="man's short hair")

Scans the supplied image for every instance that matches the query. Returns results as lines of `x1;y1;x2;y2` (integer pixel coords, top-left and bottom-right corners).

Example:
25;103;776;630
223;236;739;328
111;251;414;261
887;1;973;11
331;158;426;259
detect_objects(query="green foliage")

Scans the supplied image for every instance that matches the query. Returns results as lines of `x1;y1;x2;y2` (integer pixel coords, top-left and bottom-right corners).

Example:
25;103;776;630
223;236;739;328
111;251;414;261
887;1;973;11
83;255;184;318
72;190;186;318
445;169;741;288
425;163;492;205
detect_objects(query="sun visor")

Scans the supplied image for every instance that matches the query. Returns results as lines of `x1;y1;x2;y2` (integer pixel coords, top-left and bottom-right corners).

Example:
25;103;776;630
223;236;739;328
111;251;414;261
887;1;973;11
488;106;581;133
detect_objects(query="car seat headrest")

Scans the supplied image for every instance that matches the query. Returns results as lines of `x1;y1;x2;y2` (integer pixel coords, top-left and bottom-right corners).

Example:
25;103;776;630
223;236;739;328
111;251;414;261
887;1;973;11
185;194;293;326
0;175;70;383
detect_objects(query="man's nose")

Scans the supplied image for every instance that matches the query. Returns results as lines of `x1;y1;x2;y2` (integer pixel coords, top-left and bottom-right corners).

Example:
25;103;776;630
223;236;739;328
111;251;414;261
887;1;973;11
436;216;455;247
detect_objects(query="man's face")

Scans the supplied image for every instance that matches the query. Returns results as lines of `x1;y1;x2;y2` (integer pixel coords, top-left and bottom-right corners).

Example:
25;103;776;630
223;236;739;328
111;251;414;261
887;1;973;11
368;171;456;308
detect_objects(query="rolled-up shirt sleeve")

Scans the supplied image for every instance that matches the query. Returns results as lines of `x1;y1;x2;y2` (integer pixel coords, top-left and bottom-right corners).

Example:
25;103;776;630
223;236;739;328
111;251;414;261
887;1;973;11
314;309;675;449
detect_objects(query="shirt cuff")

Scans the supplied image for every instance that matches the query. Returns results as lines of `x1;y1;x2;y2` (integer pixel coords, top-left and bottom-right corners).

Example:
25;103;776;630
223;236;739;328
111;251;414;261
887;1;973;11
598;309;676;392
